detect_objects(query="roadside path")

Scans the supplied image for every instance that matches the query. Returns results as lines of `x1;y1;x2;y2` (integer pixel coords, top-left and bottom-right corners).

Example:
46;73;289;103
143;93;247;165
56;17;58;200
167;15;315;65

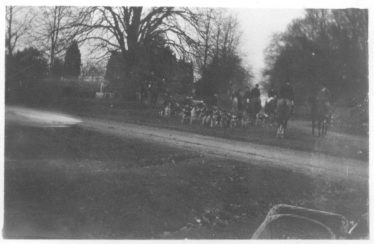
82;118;368;183
6;106;368;183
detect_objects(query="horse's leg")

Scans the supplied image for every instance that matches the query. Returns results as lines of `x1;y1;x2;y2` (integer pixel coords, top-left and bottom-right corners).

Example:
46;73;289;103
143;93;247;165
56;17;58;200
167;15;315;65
283;120;288;138
276;125;279;138
321;119;325;136
325;118;330;136
276;126;280;138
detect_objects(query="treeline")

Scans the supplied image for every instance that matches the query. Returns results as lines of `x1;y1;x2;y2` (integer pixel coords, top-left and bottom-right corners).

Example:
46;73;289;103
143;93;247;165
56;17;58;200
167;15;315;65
194;9;252;102
5;6;252;104
5;40;82;103
263;9;368;107
105;38;193;100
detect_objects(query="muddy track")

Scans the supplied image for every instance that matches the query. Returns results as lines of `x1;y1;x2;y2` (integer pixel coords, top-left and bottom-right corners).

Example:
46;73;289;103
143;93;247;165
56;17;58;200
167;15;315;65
81;118;367;183
6;106;368;183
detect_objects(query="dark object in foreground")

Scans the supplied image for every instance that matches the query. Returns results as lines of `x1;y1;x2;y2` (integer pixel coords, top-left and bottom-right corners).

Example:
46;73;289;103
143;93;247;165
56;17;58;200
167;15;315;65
252;204;368;239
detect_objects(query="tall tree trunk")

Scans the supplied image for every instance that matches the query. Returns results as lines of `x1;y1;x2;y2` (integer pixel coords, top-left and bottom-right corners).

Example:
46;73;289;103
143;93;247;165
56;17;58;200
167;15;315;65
127;7;142;53
214;27;221;58
202;11;212;71
6;7;14;57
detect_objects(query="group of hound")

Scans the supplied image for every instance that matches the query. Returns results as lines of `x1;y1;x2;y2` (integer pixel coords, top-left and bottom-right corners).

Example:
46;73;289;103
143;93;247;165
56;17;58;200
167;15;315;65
159;101;274;129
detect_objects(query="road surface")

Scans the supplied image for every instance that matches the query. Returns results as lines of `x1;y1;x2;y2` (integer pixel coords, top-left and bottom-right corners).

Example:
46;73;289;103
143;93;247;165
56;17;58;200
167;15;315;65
6;106;368;183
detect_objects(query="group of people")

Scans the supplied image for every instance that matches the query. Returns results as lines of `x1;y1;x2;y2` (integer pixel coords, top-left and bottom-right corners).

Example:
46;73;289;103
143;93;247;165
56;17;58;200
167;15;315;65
230;81;296;117
231;84;261;112
232;80;332;130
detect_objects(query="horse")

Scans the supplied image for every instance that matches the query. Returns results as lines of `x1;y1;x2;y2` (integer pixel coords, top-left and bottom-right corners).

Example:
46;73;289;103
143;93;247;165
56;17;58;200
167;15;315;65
264;96;277;124
311;98;331;137
275;98;292;139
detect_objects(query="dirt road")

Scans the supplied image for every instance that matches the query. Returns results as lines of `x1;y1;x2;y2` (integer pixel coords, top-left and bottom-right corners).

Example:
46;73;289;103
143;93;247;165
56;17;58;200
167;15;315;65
6;106;368;182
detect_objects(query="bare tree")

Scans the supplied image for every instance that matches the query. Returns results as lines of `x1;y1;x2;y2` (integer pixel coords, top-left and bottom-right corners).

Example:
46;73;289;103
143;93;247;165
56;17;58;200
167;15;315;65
32;6;87;70
194;9;241;74
74;7;199;60
5;6;35;57
193;8;215;72
221;15;240;59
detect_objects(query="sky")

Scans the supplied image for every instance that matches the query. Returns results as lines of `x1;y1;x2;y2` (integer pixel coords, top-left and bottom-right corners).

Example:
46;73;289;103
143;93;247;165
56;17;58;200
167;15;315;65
233;8;305;82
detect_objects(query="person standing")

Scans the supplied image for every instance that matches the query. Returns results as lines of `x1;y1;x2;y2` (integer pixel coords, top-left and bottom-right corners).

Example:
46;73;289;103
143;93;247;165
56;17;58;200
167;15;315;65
316;82;332;115
251;84;262;116
251;84;261;101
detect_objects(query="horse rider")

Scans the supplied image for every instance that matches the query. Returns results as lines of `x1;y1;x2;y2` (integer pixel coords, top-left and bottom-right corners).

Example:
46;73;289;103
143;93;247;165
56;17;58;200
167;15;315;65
241;87;251;112
316;82;332;115
251;84;261;101
265;88;277;115
243;87;251;102
231;89;240;112
278;80;295;114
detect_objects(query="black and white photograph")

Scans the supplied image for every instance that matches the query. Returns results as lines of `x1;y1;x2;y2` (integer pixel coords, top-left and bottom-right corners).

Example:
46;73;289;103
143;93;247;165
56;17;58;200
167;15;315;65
2;0;371;240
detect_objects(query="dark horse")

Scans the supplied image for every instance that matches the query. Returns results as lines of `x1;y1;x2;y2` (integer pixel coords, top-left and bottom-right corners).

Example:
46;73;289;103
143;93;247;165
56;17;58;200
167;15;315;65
310;97;331;137
275;98;292;138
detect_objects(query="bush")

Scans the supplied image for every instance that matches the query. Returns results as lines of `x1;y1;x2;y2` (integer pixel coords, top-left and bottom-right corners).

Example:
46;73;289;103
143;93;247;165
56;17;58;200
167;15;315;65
6;47;48;103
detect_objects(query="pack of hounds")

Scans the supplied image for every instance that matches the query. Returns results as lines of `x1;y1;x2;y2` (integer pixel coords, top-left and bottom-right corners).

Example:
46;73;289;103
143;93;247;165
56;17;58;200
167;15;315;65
159;99;274;129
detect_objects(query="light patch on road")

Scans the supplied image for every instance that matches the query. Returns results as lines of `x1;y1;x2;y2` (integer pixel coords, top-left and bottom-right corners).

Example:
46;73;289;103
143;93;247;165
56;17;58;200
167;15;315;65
6;106;82;128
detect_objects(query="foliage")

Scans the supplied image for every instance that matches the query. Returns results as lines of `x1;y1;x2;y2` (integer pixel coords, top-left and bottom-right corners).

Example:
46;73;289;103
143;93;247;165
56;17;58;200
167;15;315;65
32;6;87;69
105;51;128;91
5;47;49;103
6;47;48;90
75;7;199;99
263;9;368;106
64;40;81;77
105;38;193;98
194;11;251;101
7;7;251;101
51;58;64;77
171;60;194;95
196;52;250;99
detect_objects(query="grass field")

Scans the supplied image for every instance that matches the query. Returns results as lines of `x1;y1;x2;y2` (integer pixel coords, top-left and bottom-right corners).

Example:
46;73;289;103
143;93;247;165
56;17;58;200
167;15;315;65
4;123;368;238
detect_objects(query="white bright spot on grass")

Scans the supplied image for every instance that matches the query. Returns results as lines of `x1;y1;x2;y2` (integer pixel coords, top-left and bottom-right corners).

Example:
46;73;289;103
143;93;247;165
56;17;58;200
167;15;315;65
6;106;82;127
